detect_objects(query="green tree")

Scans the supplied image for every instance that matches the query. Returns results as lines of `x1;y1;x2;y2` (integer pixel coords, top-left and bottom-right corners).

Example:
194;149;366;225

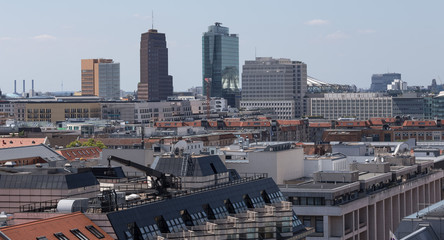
66;140;82;148
67;138;107;149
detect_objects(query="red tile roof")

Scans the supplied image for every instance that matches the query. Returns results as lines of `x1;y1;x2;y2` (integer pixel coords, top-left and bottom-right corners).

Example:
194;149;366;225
0;137;47;149
0;212;113;240
309;122;331;128
56;146;102;161
403;120;437;127
276;120;303;125
336;121;369;127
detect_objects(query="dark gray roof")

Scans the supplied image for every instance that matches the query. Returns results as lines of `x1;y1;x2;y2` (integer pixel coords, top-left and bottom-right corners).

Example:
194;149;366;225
153;155;228;177
0;171;98;189
107;178;301;240
0;144;66;162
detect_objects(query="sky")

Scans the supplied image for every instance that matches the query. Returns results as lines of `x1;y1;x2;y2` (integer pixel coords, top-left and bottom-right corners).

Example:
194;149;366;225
1;1;444;94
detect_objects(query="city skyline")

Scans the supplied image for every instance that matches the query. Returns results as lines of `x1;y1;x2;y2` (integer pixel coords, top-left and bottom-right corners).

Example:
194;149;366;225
1;1;444;94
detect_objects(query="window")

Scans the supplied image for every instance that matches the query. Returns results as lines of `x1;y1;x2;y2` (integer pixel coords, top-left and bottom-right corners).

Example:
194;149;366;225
70;229;89;240
85;225;105;239
53;232;69;240
36;237;49;240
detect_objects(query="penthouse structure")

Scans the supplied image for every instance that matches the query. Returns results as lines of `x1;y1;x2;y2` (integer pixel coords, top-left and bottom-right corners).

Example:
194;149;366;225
241;57;307;119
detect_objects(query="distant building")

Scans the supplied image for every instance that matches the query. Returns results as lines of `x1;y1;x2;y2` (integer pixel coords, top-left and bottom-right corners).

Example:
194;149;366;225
138;29;173;101
387;79;408;91
81;59;120;100
202;22;240;107
241;57;307;119
309;93;392;120
370;73;401;92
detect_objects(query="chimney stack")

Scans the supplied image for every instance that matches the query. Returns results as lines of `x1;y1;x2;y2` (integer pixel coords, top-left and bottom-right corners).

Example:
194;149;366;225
23;80;25;93
32;79;34;96
14;80;17;94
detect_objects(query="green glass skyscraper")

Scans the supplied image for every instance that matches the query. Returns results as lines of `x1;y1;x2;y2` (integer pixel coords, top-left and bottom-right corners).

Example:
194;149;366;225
202;22;239;108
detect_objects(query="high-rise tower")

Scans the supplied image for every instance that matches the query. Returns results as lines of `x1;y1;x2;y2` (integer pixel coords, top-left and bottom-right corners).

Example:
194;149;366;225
202;22;239;107
81;59;120;100
138;29;173;101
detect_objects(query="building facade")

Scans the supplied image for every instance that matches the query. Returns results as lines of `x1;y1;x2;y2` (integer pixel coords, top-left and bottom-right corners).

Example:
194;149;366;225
138;29;173;101
241;57;307;119
202;22;239;107
15;101;101;123
81;59;120;100
309;93;392;120
370;73;401;92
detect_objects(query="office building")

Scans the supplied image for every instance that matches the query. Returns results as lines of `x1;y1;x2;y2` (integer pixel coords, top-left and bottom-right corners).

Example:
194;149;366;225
309;93;392;120
202;22;239;107
282;152;442;239
241;57;307;119
81;59;120;100
138;29;173;101
370;73;401;92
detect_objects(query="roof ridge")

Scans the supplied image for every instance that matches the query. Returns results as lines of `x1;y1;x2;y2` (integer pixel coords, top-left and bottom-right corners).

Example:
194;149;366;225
1;212;83;230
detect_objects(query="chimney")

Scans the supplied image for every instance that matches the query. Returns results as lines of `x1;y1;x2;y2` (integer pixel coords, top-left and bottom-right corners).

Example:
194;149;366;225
14;80;17;94
23;80;25;93
32;79;34;96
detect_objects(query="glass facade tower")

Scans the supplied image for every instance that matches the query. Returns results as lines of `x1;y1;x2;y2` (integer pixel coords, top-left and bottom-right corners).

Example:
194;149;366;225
202;22;239;107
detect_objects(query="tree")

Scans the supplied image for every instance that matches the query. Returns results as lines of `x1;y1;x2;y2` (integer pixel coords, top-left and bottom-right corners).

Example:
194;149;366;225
66;139;107;149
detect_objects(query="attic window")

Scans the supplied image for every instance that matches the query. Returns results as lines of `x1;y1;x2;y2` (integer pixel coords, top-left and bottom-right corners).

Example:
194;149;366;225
36;237;49;240
85;225;105;239
53;232;69;240
70;229;89;240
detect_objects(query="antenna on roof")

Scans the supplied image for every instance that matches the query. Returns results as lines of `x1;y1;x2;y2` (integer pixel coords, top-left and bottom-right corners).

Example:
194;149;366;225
152;10;154;29
255;47;257;59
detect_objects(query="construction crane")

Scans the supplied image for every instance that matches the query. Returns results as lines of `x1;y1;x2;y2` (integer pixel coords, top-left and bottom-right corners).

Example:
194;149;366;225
107;155;181;198
204;78;212;119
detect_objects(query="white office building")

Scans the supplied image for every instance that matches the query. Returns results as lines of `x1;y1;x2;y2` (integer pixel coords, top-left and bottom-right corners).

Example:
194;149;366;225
241;57;307;119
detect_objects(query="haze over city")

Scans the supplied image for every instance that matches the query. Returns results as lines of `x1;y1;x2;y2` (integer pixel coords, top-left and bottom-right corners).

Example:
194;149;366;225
1;0;443;93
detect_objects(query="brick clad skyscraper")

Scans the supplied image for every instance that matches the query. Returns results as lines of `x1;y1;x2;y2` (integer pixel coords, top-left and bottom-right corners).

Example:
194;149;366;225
138;29;173;101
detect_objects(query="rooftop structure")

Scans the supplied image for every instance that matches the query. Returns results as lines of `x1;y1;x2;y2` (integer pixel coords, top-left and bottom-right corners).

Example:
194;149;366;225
395;200;444;239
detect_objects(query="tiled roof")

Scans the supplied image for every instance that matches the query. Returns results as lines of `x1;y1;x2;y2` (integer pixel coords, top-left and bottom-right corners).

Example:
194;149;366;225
336;121;369;127
309;122;331;128
0;137;47;149
403;120;437;127
0;212;113;240
56;146;102;161
276;120;303;126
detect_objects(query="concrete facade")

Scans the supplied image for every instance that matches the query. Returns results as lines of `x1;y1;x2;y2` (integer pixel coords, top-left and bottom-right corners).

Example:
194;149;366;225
241;57;307;119
222;142;304;184
309;93;393;120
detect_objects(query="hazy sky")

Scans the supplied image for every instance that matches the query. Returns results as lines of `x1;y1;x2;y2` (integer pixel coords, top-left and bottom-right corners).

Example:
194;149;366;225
1;1;443;94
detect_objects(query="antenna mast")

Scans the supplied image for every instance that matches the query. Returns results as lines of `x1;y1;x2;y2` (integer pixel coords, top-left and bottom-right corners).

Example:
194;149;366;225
152;10;154;29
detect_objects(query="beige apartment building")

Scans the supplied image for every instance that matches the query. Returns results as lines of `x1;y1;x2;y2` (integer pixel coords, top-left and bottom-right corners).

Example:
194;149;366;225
17;102;101;123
